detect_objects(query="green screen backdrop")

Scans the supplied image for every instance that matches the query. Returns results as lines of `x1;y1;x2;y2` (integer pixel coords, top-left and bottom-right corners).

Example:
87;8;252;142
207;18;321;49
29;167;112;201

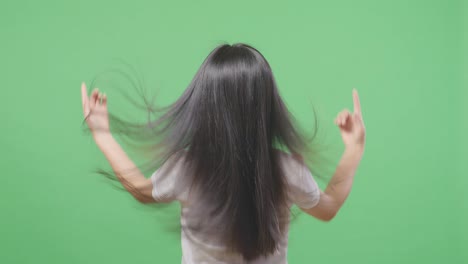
1;0;466;263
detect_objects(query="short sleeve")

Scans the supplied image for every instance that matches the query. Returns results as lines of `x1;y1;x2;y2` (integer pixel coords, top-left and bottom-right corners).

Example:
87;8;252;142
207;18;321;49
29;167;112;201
284;153;321;209
150;156;184;203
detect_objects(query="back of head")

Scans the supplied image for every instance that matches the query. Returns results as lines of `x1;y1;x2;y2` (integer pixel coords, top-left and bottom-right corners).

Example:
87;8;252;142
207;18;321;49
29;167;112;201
153;43;308;260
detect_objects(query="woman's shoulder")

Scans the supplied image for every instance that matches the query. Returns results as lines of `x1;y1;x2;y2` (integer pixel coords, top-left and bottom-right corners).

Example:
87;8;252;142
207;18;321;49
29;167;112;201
272;148;307;180
273;148;305;164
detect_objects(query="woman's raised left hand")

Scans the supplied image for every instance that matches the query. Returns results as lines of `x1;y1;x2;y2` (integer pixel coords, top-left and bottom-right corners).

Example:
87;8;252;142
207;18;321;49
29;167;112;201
81;82;110;138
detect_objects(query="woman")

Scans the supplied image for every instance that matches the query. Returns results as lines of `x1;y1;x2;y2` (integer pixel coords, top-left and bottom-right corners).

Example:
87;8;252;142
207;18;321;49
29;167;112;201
81;43;365;263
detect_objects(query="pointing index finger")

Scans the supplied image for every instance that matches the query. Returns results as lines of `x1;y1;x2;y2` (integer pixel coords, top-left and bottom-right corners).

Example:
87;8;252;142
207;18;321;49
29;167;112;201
81;82;89;112
353;88;361;115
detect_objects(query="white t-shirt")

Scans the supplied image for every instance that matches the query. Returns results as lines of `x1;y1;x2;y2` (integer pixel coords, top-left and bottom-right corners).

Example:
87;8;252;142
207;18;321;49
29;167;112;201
150;150;321;264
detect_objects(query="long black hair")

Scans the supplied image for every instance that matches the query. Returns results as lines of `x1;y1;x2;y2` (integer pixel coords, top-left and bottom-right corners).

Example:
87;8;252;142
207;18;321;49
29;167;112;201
83;43;330;260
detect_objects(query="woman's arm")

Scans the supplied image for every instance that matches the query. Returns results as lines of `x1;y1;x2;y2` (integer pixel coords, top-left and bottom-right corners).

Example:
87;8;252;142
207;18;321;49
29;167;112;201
302;146;363;221
94;133;154;203
81;82;154;203
301;89;366;221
